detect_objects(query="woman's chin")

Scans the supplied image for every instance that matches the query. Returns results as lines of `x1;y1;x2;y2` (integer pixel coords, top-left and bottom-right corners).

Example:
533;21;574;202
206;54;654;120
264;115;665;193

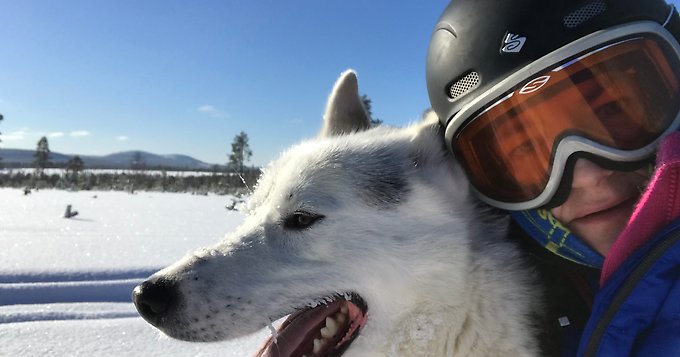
569;199;637;256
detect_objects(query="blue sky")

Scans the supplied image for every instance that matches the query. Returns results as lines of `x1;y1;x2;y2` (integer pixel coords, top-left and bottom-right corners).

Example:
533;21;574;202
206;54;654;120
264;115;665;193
0;1;449;166
1;1;678;166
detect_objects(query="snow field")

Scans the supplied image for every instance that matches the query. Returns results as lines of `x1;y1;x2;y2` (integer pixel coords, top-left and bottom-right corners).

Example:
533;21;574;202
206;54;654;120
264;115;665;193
0;188;272;356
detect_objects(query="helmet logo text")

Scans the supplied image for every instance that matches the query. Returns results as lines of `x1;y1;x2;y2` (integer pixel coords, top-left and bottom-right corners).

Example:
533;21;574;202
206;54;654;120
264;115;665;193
519;75;551;94
501;33;527;53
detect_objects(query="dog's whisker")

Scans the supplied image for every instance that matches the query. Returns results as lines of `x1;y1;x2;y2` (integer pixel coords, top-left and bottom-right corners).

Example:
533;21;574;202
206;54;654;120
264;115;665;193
238;173;254;194
267;321;278;343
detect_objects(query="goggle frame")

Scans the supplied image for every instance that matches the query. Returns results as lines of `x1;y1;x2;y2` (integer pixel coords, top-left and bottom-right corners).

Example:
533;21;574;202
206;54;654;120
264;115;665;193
443;21;680;210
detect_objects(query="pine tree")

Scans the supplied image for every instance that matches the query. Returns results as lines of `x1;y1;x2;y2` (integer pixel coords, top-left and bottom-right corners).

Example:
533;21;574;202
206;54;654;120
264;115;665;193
66;155;85;183
361;94;383;126
0;113;4;166
228;132;253;173
34;136;51;177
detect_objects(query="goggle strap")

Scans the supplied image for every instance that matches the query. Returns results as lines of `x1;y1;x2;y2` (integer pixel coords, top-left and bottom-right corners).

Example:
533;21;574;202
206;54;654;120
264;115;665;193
665;4;680;43
663;4;676;27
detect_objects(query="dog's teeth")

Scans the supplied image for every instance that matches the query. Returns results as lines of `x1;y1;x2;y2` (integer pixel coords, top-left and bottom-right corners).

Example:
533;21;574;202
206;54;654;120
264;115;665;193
309;301;319;308
323;319;338;339
321;317;339;338
320;326;333;338
336;312;347;324
326;316;338;330
341;306;348;314
313;338;323;354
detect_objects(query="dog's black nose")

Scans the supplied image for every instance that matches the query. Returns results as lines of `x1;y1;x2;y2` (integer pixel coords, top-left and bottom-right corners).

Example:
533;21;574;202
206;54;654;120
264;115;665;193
132;279;177;326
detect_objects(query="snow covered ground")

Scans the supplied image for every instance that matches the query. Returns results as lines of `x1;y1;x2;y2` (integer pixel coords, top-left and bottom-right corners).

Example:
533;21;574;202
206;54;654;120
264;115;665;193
0;188;273;356
1;168;225;177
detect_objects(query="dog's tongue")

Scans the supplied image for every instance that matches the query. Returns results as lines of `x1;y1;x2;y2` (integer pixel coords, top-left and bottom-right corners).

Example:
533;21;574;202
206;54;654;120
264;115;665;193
255;300;366;357
601;132;680;286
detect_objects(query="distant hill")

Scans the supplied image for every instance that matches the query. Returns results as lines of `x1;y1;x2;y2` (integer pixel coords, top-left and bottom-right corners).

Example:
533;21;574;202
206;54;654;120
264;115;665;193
0;148;219;170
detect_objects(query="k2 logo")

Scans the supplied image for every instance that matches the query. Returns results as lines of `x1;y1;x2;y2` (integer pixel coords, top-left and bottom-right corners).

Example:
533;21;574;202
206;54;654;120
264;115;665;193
501;33;526;53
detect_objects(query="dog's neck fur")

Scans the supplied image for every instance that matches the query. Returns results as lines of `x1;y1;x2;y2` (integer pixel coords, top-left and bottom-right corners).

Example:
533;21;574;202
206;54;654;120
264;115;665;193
354;175;541;357
387;243;542;356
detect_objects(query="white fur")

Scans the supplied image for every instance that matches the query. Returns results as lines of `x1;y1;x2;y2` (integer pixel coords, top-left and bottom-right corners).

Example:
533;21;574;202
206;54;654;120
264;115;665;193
145;70;543;356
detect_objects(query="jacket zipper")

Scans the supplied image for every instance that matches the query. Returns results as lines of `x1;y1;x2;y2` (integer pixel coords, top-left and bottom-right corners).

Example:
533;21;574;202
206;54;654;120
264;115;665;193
584;226;680;357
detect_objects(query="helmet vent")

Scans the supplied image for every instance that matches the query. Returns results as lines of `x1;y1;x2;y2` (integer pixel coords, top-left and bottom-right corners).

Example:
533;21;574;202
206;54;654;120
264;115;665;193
449;71;480;100
563;0;607;28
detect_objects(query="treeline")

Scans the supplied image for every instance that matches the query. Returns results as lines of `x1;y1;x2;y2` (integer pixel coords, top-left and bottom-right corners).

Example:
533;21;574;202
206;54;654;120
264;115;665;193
0;161;227;172
0;168;261;195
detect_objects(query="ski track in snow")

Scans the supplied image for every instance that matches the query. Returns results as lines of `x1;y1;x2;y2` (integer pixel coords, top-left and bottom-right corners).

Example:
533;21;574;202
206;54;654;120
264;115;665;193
0;268;160;284
0;302;138;323
1;277;145;305
0;270;156;326
1;268;159;321
0;269;160;307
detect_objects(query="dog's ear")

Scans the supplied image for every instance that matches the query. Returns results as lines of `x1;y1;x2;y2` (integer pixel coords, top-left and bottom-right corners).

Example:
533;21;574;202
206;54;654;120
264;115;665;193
412;109;444;145
320;70;371;137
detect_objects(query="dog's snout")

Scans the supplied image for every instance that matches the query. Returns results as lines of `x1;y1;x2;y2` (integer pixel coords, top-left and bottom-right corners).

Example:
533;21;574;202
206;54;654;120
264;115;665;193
132;279;178;326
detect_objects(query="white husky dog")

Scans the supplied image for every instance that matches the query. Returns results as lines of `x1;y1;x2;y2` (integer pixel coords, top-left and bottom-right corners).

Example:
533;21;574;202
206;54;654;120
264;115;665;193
133;70;543;356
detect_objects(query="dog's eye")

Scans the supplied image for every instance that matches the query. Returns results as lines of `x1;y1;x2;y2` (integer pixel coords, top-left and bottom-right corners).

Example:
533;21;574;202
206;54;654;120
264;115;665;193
283;211;324;230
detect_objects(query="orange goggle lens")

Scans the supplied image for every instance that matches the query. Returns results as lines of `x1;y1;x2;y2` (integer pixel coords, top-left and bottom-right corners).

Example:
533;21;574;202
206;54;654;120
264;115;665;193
454;36;680;204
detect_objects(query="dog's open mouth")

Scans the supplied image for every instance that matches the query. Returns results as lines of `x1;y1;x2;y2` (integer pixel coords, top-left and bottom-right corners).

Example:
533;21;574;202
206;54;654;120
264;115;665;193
256;293;368;357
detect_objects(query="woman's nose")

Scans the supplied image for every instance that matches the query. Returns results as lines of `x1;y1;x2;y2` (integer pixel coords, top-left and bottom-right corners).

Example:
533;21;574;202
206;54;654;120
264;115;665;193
570;158;614;189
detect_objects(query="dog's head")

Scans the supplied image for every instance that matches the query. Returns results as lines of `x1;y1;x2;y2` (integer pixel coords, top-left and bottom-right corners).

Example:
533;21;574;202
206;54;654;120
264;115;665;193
132;70;478;356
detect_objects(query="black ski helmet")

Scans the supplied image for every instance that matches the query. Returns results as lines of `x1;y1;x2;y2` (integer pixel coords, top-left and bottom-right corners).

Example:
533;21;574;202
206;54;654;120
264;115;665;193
426;0;680;129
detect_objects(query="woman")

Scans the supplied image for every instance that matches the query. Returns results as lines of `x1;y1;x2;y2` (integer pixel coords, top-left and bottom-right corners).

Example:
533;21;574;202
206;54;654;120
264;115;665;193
426;0;680;355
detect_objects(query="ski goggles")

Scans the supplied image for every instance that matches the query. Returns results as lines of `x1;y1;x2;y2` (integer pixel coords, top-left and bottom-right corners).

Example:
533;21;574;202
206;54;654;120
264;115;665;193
444;21;680;210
